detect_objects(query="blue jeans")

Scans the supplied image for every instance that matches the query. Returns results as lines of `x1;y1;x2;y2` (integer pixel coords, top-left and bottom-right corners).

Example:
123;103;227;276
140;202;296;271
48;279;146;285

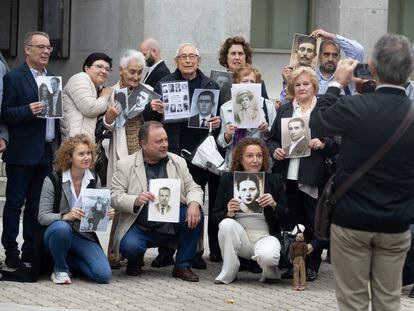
120;205;203;268
43;221;111;283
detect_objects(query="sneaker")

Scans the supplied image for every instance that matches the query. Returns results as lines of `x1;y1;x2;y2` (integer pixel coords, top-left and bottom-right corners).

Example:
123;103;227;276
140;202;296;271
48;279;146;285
51;272;72;284
5;254;26;269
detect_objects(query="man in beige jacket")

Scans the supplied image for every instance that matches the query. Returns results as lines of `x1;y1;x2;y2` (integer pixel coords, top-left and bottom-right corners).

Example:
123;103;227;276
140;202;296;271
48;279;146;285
111;121;204;282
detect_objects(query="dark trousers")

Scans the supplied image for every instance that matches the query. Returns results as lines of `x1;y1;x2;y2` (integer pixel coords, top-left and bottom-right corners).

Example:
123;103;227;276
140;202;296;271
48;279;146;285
285;180;327;273
1;144;53;256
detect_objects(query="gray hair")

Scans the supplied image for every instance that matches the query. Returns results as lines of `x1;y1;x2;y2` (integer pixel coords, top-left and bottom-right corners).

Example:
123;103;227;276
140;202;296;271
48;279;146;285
175;43;200;58
119;49;146;69
24;31;50;47
371;33;413;85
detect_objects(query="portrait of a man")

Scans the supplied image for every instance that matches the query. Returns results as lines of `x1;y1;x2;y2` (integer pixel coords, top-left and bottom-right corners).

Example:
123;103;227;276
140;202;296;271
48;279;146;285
289;34;319;70
50;76;62;117
233;89;261;127
282;116;311;158
188;89;218;128
128;89;151;119
155;187;172;215
148;178;180;223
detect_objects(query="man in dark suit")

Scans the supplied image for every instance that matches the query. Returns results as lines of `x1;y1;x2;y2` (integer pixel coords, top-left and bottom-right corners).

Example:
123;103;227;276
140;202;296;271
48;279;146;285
283;117;310;157
50;76;62;117
1;31;60;269
188;90;215;128
139;38;171;88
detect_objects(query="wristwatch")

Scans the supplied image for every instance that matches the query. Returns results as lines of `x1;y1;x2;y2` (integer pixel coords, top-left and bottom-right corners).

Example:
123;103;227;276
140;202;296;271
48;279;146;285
328;81;342;89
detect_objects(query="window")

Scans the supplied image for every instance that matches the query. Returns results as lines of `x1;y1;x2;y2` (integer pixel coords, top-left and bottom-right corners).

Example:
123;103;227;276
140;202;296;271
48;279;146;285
39;0;71;58
388;0;414;41
251;0;315;52
0;0;19;57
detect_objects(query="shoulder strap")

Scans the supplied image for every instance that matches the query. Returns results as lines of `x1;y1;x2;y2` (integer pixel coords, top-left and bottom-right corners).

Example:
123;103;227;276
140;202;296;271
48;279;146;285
330;102;414;204
87;170;98;188
47;171;62;214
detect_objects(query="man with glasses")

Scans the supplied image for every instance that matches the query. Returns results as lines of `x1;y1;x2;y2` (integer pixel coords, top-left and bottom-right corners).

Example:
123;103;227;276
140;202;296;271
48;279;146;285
148;43;222;269
1;31;60;269
280;29;364;104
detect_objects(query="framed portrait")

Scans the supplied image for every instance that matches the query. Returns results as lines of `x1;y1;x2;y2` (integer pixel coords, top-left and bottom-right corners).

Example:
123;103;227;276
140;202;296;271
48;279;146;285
289;33;321;71
210;70;232;90
281;115;311;158
231;83;263;129
233;171;265;214
128;83;161;120
80;189;111;232
0;0;19;57
148;179;181;223
36;76;63;119
187;88;220;129
161;81;190;123
114;87;128;128
39;0;71;58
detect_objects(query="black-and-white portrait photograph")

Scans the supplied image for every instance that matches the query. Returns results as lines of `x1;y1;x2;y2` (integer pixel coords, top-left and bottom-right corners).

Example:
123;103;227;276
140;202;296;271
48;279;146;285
231;83;263;129
148;178;180;223
36;76;63;118
161;81;190;123
233;171;265;214
281;115;311;158
188;88;220;129
289;33;321;71
128;83;161;120
114;87;128;128
210;70;232;90
80;189;111;232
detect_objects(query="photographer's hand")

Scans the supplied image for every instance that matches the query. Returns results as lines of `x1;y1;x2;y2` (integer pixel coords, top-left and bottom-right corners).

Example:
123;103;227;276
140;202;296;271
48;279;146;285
334;59;359;88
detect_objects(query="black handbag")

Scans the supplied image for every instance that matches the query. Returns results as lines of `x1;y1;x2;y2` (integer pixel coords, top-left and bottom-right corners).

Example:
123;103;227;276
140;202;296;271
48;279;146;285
315;102;414;241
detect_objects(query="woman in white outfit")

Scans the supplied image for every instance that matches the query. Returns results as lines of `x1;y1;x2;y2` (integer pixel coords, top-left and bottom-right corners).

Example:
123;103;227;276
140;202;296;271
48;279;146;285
211;137;283;284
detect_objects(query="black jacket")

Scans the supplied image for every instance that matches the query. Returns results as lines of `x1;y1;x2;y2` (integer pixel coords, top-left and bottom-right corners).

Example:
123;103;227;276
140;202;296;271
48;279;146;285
267;101;337;186
310;86;414;233
211;172;285;239
143;61;171;88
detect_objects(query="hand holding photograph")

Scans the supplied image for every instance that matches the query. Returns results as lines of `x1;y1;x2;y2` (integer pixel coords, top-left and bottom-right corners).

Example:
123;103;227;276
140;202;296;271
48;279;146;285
231;83;263;129
148;178;181;223
281;115;311;158
188;88;220;129
37;76;63;118
128;83;161;120
80;189;111;232
289;33;321;71
161;81;190;123
233;171;265;214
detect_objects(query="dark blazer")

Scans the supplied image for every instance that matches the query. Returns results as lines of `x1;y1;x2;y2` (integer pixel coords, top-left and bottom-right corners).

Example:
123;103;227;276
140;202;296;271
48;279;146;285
188;113;211;128
1;62;60;165
211;172;284;239
267;101;337;186
310;86;414;233
283;137;310;157
143;61;171;88
51;91;62;117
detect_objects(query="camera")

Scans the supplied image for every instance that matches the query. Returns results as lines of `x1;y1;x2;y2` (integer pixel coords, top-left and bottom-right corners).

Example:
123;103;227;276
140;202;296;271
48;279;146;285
354;63;372;79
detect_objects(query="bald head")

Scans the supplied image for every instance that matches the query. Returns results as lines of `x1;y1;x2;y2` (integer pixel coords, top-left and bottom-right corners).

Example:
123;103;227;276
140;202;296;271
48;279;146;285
139;38;162;66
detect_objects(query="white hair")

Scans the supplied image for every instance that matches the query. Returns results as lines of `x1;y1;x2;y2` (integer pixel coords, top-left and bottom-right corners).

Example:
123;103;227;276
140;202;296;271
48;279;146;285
175;43;200;58
119;49;146;69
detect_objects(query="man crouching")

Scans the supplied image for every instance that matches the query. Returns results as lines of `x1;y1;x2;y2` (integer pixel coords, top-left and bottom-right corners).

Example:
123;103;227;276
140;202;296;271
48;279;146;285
111;121;203;282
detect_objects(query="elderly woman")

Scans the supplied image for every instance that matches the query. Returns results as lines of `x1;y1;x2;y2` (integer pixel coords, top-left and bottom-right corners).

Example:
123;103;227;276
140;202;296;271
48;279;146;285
217;64;276;170
211;137;283;284
218;36;269;101
267;66;337;281
61;53;113;140
38;134;114;284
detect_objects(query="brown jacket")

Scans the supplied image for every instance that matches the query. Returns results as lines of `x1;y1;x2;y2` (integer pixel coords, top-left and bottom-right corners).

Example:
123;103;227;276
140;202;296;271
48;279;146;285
289;241;307;260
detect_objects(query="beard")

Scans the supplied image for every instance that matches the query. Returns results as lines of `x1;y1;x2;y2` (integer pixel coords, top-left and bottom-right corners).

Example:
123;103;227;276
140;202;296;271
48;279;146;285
146;55;155;67
320;62;336;75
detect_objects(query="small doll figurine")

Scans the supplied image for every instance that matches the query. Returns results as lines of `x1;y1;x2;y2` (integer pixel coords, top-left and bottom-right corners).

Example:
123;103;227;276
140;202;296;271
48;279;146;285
289;232;307;291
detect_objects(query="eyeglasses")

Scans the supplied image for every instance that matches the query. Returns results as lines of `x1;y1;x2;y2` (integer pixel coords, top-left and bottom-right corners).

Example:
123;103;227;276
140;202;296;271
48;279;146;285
322;52;339;59
92;64;112;72
176;54;199;61
27;44;54;52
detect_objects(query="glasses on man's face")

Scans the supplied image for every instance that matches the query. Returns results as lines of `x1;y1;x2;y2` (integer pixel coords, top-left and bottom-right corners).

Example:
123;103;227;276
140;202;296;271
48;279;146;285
322;52;339;59
27;44;54;52
176;54;199;61
92;64;112;72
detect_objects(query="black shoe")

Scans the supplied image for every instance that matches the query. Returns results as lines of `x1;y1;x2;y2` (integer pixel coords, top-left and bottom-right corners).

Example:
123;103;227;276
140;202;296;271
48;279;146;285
192;255;207;270
281;268;293;279
248;260;262;273
5;254;26;269
208;252;222;263
126;262;142;276
21;252;33;264
151;254;174;268
306;268;318;282
409;286;414;298
239;257;249;271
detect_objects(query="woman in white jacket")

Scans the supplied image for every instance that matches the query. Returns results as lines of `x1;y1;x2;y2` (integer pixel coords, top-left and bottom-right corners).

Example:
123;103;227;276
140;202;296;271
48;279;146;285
61;53;114;141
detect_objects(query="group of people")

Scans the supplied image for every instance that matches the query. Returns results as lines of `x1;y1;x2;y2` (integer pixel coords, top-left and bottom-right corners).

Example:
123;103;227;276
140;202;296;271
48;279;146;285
0;27;413;311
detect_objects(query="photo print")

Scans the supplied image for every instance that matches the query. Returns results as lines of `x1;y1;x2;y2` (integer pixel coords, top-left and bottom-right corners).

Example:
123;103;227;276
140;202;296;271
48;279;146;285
233;171;265;214
148;178;181;223
161;81;190;123
210;70;232;90
128;83;161;120
114;87;128;128
289;33;321;71
80;189;111;232
281;115;311;158
37;76;63;118
188;88;220;129
231;83;263;129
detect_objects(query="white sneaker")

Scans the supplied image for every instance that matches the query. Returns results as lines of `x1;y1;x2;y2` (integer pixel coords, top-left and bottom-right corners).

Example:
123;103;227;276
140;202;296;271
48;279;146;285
51;271;72;284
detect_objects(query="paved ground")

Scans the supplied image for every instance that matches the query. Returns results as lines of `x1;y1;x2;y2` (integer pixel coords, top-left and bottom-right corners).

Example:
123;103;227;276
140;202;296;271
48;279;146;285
0;218;413;311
